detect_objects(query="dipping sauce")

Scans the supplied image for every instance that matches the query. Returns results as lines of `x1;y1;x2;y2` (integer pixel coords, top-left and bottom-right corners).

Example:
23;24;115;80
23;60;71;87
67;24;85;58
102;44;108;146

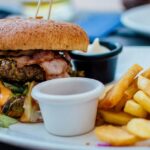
88;38;110;54
74;38;110;55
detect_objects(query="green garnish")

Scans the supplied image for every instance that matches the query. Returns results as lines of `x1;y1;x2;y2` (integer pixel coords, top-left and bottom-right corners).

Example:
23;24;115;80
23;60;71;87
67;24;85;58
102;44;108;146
4;82;27;94
0;114;18;128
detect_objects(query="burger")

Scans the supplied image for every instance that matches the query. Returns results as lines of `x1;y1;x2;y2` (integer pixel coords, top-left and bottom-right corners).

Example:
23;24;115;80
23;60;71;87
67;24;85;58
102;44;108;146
0;18;89;122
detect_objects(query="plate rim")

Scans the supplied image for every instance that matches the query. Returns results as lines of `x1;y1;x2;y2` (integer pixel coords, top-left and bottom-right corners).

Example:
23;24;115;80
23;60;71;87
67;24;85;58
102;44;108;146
0;130;94;150
121;4;150;35
0;130;149;150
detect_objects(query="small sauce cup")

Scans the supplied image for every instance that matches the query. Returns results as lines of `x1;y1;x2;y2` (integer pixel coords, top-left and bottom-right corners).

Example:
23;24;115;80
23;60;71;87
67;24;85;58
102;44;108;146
70;40;122;84
32;77;104;136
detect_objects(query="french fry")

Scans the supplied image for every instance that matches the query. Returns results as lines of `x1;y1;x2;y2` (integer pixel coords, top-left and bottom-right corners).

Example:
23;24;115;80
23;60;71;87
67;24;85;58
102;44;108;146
94;125;139;146
124;79;138;100
141;68;150;79
115;78;138;112
98;87;114;111
115;68;150;111
99;64;143;109
124;100;147;118
98;85;114;112
134;90;150;113
114;79;137;112
122;68;150;101
138;76;150;97
127;119;150;139
100;110;133;125
96;112;105;126
114;95;128;112
99;84;114;100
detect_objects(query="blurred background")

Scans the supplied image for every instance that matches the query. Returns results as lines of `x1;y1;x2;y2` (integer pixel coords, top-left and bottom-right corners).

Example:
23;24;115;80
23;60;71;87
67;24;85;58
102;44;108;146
0;0;123;20
0;0;150;46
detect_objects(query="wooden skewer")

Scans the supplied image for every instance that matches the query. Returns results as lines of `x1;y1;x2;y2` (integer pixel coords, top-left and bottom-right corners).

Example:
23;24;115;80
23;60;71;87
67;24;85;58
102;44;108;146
47;0;53;20
35;0;42;18
35;0;53;20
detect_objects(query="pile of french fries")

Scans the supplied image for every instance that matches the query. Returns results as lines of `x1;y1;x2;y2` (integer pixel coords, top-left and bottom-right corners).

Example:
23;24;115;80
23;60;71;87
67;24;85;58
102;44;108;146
95;64;150;146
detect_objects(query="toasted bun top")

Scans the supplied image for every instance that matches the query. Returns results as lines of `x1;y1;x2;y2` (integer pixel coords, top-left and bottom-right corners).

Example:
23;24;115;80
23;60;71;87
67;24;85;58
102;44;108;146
0;18;89;51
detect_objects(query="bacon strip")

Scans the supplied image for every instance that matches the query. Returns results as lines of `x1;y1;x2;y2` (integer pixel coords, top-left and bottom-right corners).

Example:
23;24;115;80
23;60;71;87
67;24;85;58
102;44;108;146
40;59;69;80
13;51;70;80
14;51;55;68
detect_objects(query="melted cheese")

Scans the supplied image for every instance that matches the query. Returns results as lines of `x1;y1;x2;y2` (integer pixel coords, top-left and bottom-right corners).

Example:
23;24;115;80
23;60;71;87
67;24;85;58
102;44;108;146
0;82;12;106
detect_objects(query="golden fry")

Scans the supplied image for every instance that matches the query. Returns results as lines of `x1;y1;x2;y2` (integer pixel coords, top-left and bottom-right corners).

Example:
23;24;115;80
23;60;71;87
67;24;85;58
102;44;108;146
99;84;114;100
99;87;114;110
138;76;150;97
115;68;150;111
141;68;150;79
123;68;150;101
124;100;147;118
95;113;105;126
100;110;133;125
98;85;114;111
95;125;139;146
116;68;150;110
99;64;143;109
114;95;128;112
134;90;150;113
115;79;138;112
127;119;150;139
124;79;138;100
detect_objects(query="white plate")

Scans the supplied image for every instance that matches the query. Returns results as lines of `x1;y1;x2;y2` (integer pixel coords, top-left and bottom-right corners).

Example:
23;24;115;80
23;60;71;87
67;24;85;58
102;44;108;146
121;5;150;36
1;47;150;150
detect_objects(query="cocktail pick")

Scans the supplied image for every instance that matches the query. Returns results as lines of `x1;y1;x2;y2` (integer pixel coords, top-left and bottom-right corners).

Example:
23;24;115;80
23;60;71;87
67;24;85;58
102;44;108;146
47;0;53;20
35;0;53;20
35;0;42;18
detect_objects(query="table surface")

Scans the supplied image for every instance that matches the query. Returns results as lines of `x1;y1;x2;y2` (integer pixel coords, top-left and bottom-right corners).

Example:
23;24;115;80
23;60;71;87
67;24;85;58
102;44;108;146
0;7;150;149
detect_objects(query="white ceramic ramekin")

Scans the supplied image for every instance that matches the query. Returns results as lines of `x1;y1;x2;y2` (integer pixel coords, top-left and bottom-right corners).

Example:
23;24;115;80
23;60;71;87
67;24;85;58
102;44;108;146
31;77;104;136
